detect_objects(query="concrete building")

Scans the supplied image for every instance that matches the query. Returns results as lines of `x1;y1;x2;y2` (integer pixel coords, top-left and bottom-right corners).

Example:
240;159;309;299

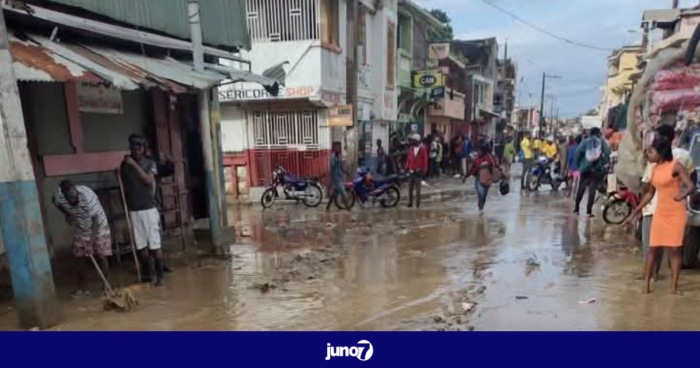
451;38;499;141
599;45;641;127
0;0;263;327
220;0;400;201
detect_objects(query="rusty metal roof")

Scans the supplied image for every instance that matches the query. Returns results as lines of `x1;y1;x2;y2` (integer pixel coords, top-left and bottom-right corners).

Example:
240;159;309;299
10;33;226;93
10;34;101;83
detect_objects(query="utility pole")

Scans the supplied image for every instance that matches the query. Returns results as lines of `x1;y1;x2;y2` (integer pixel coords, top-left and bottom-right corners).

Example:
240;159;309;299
189;0;222;250
539;72;546;138
672;0;679;9
344;0;360;174
0;8;59;329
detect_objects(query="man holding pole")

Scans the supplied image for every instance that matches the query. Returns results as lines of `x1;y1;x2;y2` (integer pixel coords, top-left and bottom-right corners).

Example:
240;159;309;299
120;135;165;286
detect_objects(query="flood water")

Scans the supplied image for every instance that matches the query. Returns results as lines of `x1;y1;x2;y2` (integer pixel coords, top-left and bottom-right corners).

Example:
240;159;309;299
3;173;700;331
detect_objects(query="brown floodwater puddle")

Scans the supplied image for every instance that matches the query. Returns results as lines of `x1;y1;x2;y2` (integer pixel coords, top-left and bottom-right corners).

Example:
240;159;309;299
3;186;700;330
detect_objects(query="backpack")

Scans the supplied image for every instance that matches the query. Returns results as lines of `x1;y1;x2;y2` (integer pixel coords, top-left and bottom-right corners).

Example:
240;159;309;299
585;137;603;163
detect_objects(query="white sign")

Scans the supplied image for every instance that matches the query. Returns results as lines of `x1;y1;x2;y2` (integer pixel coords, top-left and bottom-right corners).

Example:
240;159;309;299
219;86;318;102
77;83;123;114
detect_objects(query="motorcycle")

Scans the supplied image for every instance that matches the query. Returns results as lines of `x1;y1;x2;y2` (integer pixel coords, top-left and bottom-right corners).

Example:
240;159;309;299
260;166;323;209
527;155;563;191
602;185;639;225
334;167;405;210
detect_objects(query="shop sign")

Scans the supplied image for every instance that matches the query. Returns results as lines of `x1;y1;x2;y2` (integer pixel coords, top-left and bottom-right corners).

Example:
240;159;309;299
329;105;354;127
431;87;446;100
76;83;123;114
412;70;445;89
219;86;317;102
428;43;450;61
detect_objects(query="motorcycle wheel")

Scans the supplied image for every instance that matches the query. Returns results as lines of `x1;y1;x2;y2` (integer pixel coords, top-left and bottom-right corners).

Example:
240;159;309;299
528;174;540;191
302;183;323;207
334;191;357;210
261;188;277;209
602;198;632;225
380;186;401;208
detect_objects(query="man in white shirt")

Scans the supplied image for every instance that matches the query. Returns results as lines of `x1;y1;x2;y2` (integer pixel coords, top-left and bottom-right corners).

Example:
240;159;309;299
640;125;695;279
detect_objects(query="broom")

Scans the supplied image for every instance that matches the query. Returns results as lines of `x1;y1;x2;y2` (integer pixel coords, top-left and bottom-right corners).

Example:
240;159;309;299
77;235;138;312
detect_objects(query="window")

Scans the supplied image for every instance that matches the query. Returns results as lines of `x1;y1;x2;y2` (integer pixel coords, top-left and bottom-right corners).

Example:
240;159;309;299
387;21;396;89
247;0;319;42
250;110;319;149
398;13;412;52
320;0;339;47
358;5;368;65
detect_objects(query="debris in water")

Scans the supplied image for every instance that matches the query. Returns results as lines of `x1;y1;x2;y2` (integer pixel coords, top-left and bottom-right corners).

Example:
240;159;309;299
476;285;487;294
433;315;444;323
250;282;278;293
326;223;336;228
461;302;475;312
515;295;529;300
525;254;541;267
578;298;597;305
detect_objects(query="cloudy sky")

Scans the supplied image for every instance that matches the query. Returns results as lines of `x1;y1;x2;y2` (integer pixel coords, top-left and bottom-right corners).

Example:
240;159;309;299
414;0;697;118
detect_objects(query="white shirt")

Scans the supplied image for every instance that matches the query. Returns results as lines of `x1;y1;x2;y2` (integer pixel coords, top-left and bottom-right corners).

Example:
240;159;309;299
413;146;420;157
641;147;695;216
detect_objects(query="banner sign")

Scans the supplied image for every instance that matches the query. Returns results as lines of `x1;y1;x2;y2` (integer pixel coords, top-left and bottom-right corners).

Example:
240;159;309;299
76;83;123;114
412;69;445;89
328;105;354;127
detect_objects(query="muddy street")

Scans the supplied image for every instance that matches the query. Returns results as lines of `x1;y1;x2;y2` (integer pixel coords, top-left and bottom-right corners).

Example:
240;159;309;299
3;175;700;331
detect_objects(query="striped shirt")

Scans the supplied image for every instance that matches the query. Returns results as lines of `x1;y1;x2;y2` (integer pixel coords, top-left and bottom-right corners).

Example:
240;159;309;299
53;186;110;239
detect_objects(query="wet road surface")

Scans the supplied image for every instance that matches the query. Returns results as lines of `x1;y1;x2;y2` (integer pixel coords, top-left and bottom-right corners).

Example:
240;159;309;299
3;173;700;330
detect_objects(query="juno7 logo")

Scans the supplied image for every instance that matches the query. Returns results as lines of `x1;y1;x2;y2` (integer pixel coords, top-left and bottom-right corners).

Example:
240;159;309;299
325;340;373;361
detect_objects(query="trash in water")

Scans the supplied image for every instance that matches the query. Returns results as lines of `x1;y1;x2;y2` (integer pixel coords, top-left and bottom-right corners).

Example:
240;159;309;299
461;302;475;312
515;295;529;300
578;298;597;305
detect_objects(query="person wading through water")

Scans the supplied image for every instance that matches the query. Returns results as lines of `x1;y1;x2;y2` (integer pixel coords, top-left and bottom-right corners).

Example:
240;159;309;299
326;144;351;211
573;127;611;217
466;142;504;214
120;135;165;286
622;137;694;295
53;180;112;297
406;134;428;208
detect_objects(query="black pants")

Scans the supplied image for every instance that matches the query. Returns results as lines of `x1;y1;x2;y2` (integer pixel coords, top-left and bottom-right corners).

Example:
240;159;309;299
575;172;604;215
408;172;423;208
521;158;533;189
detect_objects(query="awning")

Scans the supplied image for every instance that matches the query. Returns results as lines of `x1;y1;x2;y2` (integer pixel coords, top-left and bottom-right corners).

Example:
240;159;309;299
9;32;229;93
10;34;102;83
480;108;500;119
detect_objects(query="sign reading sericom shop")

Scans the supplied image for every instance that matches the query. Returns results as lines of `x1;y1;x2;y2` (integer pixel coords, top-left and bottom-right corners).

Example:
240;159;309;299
219;86;317;102
328;105;354;127
412;70;445;89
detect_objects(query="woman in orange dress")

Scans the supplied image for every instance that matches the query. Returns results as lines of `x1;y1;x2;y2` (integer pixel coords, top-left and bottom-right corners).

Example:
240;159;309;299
623;137;694;294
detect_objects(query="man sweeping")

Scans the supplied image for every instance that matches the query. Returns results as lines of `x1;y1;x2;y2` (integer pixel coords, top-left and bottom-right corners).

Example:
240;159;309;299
53;180;112;297
120;134;165;286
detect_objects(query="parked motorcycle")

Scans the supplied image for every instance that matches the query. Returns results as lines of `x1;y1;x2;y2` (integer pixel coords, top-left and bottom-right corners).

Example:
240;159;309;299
334;167;405;210
602;185;639;225
260;166;323;209
527;155;563;191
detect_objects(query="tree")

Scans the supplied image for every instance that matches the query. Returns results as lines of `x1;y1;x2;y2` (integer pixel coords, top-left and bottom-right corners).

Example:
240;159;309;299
429;9;454;42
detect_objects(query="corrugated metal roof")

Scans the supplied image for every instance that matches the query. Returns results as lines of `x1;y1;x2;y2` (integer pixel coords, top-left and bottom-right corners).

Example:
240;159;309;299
643;9;681;23
42;0;251;50
87;45;225;90
10;34;101;83
9;32;228;92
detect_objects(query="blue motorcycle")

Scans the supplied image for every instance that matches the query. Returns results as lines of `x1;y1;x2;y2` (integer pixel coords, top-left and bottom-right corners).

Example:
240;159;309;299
527;155;563;191
261;166;323;209
334;167;406;210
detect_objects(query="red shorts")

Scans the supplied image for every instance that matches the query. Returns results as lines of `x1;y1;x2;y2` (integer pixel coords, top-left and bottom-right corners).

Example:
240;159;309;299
74;230;112;258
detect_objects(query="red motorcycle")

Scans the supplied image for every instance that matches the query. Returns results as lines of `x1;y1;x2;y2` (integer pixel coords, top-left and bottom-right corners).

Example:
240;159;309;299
602;186;639;225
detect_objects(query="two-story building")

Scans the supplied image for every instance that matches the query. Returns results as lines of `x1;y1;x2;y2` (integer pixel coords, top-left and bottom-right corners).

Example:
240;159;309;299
452;38;499;142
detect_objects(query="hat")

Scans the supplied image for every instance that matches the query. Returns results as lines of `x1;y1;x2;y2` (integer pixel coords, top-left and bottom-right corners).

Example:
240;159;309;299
412;134;421;141
546;136;554;141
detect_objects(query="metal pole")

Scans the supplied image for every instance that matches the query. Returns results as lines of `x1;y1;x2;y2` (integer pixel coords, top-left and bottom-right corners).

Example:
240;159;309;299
0;8;59;329
189;0;221;249
344;0;360;174
539;72;546;138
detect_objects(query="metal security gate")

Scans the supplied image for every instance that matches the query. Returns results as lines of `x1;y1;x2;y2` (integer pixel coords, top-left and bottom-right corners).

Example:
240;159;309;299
250;110;319;150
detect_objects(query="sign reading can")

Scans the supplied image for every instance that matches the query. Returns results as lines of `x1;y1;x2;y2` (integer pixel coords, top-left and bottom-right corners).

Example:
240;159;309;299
412;70;445;89
329;105;354;127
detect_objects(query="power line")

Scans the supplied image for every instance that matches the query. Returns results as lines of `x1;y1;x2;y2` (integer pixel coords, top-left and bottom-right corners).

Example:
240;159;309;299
479;0;615;52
